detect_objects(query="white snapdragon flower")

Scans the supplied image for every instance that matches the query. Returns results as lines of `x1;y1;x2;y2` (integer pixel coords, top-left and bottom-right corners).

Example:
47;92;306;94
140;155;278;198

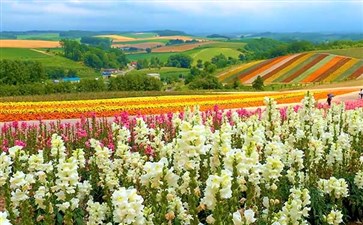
202;170;232;210
0;152;13;186
325;209;343;225
354;170;363;189
318;177;349;199
0;211;12;225
86;199;109;225
50;134;66;160
232;209;256;225
112;187;145;224
273;188;310;224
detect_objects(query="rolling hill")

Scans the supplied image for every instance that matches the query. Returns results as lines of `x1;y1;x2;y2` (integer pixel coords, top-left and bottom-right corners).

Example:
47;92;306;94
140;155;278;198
0;48;99;79
218;53;363;84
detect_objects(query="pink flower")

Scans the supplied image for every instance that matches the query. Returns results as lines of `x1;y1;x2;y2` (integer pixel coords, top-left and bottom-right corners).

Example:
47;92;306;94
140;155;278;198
15;140;26;148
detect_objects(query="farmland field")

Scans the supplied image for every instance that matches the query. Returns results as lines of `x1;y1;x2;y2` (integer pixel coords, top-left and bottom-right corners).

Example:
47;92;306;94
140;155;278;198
151;41;215;53
0;39;60;48
218;53;363;84
16;32;60;41
113;42;165;49
315;47;363;59
189;47;241;62
0;48;98;78
126;47;242;63
113;39;171;45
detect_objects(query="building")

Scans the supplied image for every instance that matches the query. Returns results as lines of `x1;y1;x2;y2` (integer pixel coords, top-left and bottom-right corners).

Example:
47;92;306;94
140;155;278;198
62;77;80;83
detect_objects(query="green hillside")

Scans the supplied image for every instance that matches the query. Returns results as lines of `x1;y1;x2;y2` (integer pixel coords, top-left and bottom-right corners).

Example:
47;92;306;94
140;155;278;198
314;47;363;59
0;48;99;79
126;46;242;64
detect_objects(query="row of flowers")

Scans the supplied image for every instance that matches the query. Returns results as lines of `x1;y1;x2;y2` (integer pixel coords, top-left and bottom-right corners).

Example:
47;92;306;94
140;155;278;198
0;94;363;224
0;90;354;122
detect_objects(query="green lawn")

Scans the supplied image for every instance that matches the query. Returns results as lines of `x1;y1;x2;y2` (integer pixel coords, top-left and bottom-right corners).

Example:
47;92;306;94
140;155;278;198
189;47;241;62
16;33;60;41
314;48;363;59
126;47;242;64
203;41;246;49
127;67;190;83
0;48;99;79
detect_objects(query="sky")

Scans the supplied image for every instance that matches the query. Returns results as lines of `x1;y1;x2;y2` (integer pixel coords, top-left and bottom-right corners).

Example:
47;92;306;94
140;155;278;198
1;0;363;34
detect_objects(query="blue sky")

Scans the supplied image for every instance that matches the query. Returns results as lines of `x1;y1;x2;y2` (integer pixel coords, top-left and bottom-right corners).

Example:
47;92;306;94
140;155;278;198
1;0;363;34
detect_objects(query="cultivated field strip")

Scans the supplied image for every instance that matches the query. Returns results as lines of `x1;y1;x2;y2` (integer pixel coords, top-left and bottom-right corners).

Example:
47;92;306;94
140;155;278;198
219;53;363;84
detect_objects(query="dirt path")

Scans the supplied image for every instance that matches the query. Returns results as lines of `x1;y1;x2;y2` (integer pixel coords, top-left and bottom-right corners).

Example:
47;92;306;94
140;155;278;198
30;48;52;56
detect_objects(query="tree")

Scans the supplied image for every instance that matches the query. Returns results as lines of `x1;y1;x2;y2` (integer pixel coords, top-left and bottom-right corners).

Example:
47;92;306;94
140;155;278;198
252;76;264;90
146;48;152;53
196;59;203;69
136;59;149;70
167;54;193;68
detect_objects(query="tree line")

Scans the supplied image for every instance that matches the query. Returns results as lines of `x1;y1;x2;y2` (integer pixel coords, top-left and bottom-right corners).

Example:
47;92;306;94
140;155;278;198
0;74;163;97
239;38;363;61
60;39;128;70
0;60;47;85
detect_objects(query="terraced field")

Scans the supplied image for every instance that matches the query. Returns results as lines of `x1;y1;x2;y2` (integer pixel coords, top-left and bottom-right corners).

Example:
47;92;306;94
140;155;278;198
218;53;363;84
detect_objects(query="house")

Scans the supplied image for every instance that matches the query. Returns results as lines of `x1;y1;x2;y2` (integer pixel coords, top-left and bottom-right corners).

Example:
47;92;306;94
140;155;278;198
147;73;160;79
130;61;138;67
101;69;118;79
62;77;80;83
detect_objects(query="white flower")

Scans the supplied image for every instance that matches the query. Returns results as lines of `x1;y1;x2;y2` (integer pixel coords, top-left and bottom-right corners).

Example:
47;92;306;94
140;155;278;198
112;187;145;224
318;177;349;199
0;211;12;225
232;211;243;225
326;209;343;225
244;209;257;224
354;170;363;189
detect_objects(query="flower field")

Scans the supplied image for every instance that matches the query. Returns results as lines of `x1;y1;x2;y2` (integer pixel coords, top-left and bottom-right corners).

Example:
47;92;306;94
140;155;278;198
0;93;363;224
218;53;363;84
0;90;354;122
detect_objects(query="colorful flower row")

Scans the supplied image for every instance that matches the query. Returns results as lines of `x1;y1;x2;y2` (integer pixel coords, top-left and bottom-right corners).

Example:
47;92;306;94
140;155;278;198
0;90;354;122
218;53;363;84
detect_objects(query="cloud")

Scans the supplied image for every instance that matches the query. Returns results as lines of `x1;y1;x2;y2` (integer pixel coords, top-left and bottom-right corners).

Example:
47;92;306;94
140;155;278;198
1;0;362;32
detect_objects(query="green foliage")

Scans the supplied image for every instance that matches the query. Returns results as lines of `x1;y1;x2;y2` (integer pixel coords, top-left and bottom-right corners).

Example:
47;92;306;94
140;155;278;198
0;48;99;79
108;74;163;91
252;76;264;90
0;59;46;85
188;75;223;90
80;36;112;49
60;39;128;69
77;79;106;92
167;54;193;68
136;59;149;70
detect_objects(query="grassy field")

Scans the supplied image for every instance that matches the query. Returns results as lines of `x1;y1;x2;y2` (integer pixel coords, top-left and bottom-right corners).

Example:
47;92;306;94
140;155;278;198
189;47;241;62
119;32;158;38
202;41;246;49
0;48;99;79
314;47;363;59
126;67;189;82
16;33;60;41
126;47;242;63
